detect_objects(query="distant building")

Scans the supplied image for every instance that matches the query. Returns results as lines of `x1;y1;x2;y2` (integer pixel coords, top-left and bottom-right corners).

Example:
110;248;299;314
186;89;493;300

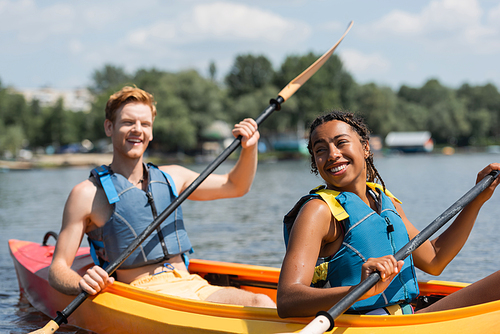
385;131;434;153
13;87;93;112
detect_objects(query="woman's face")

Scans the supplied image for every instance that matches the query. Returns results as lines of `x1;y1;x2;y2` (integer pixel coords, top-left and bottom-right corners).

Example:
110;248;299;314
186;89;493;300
310;120;369;192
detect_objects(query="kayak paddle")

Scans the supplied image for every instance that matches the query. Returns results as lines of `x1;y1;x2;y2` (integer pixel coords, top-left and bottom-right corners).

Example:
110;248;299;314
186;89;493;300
31;21;353;334
296;170;500;334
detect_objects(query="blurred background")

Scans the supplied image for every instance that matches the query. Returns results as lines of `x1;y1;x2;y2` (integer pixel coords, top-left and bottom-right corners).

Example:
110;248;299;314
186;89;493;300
1;0;500;166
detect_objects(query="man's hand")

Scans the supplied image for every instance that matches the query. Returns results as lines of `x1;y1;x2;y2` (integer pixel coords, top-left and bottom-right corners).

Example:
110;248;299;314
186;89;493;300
232;118;259;149
79;265;115;295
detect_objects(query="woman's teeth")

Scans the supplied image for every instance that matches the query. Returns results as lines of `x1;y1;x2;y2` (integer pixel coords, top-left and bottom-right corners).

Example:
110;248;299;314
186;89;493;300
330;164;347;173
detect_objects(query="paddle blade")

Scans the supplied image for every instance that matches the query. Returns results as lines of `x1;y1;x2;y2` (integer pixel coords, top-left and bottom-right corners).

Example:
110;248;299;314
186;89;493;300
29;320;60;334
278;21;353;102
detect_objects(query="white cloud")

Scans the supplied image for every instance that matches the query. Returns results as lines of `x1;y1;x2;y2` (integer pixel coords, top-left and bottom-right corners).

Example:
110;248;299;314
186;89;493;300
68;39;83;55
126;1;310;47
128;22;177;46
422;0;482;31
369;10;423;36
0;0;77;43
487;3;500;28
317;21;344;33
0;0;153;44
358;0;500;53
339;48;391;76
364;0;483;38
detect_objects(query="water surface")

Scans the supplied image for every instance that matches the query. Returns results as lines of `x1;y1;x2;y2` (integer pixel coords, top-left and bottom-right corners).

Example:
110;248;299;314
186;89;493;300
1;153;500;332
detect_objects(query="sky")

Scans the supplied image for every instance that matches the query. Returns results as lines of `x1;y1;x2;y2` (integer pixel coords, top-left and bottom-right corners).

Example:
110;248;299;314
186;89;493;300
1;0;500;91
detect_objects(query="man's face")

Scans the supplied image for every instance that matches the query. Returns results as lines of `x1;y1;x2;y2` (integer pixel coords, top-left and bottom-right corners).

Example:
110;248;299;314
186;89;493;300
105;102;153;159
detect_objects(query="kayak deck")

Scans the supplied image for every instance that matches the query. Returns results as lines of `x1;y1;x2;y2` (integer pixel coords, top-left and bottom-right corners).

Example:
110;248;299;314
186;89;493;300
9;238;500;333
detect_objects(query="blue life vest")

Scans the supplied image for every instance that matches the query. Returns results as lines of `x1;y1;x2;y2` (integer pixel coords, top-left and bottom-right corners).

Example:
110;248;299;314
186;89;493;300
87;163;193;269
283;184;419;311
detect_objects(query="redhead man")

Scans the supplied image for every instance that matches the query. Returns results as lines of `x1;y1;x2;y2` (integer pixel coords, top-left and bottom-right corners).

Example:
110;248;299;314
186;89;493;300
49;86;274;307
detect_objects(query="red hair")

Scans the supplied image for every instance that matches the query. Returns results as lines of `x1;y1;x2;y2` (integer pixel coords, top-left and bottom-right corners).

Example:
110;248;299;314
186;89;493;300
105;86;157;123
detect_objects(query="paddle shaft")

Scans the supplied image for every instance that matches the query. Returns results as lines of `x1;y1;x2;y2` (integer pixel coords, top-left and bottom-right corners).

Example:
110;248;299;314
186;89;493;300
301;170;500;333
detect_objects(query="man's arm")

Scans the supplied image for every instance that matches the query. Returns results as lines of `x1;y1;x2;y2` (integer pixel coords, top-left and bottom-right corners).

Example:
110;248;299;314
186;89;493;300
162;118;260;201
48;180;114;295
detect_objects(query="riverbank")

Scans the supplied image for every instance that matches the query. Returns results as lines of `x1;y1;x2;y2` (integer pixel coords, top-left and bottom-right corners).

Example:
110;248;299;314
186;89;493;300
0;153;114;170
0;151;303;170
3;145;497;171
0;152;239;170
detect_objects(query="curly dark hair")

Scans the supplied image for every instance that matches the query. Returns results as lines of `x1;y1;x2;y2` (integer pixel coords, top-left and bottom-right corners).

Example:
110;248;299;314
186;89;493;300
307;110;385;189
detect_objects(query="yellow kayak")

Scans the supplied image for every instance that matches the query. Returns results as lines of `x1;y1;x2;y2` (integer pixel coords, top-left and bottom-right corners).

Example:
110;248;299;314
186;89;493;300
9;237;500;333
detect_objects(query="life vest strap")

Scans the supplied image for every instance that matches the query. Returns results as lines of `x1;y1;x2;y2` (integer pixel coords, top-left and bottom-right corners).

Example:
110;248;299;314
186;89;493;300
88;237;109;268
94;165;119;204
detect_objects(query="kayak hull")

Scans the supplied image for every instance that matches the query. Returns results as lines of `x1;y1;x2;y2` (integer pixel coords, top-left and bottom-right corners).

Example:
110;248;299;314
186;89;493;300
9;238;500;333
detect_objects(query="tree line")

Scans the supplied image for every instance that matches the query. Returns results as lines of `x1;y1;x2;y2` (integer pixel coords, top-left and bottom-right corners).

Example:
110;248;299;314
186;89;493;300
1;52;500;158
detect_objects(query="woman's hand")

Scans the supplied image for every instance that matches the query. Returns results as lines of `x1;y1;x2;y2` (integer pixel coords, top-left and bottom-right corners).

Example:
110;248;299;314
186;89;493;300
475;163;500;204
361;255;404;299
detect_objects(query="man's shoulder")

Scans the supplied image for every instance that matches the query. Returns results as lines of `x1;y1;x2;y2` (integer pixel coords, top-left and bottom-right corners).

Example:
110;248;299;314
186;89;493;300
156;164;196;195
69;178;101;202
158;164;192;180
158;164;182;174
66;178;111;228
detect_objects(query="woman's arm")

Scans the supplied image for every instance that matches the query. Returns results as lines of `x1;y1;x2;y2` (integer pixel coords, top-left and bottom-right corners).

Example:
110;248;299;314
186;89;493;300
397;163;500;275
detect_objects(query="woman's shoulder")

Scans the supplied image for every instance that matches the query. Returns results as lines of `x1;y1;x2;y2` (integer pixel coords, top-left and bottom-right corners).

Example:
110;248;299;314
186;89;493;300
296;197;338;232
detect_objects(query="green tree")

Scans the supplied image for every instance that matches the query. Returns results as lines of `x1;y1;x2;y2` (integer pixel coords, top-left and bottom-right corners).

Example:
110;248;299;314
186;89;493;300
0;89;29;157
398;79;471;145
209;61;217;82
467;108;491;145
397;85;421;104
131;69;225;151
151;94;197;152
2;93;28;127
171;70;226;130
225;85;282;133
392;100;430;132
457;83;500;142
133;68;165;92
427;94;470;145
398;79;453;109
25;99;44;149
354;83;398;137
274;53;356;132
86;92;111;142
457;83;500;111
37;98;79;149
0;123;26;158
89;64;132;95
0;119;5;156
418;79;451;109
225;54;274;97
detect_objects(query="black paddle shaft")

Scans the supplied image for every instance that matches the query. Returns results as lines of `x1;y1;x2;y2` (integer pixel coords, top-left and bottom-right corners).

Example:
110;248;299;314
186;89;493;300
54;96;285;325
317;170;500;331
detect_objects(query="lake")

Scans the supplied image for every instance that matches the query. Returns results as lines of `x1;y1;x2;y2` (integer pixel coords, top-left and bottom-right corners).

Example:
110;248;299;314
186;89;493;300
1;153;500;332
